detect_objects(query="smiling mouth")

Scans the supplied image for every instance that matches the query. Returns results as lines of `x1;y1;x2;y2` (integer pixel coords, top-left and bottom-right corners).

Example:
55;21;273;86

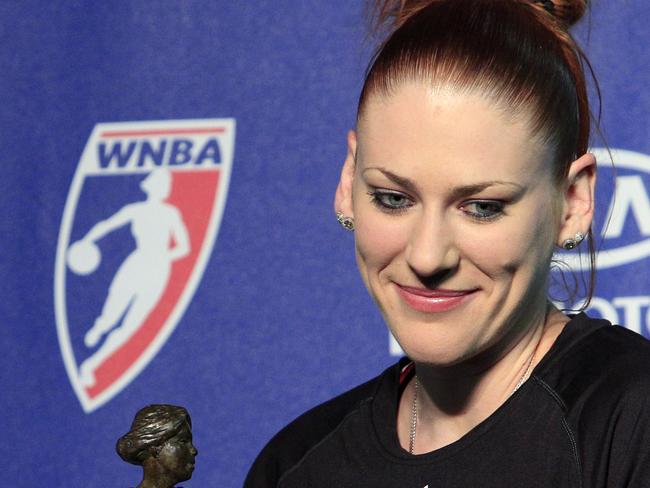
395;284;478;313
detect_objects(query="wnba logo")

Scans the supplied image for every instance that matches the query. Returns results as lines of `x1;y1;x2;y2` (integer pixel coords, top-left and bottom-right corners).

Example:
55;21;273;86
55;119;235;412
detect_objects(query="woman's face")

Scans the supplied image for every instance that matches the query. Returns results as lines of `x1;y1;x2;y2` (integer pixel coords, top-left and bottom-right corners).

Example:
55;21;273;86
336;83;591;367
156;422;197;482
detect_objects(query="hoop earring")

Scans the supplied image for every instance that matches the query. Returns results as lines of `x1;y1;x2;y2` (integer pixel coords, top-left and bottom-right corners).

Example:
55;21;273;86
336;212;354;231
562;232;585;250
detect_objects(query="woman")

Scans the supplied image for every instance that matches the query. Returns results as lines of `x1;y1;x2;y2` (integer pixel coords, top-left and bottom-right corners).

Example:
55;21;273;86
245;1;650;486
117;404;198;488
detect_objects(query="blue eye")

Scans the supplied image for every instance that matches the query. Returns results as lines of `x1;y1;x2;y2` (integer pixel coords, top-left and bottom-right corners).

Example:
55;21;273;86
462;200;504;221
368;190;413;213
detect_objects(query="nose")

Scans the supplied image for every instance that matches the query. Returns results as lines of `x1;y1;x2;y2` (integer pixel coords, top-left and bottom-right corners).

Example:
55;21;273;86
404;210;460;279
191;445;198;456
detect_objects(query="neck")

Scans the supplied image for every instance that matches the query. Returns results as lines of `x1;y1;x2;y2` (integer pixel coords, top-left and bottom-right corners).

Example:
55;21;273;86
399;304;568;453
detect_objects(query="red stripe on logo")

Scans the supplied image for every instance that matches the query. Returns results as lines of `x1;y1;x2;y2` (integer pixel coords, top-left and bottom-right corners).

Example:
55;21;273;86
100;127;226;138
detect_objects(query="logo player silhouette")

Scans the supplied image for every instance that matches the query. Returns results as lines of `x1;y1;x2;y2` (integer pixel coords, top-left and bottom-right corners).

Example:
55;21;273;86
66;168;190;388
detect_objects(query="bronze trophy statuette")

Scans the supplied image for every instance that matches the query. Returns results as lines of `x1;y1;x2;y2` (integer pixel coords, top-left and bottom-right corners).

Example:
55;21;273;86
117;404;197;488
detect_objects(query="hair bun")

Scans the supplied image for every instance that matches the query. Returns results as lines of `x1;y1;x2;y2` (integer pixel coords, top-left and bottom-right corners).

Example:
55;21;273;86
370;1;589;32
544;0;588;27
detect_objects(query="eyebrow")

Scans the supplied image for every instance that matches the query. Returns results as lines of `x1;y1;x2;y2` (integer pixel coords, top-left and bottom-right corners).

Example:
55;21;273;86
362;167;525;199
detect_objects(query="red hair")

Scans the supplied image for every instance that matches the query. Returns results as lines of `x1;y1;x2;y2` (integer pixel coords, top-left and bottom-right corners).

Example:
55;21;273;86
359;0;593;181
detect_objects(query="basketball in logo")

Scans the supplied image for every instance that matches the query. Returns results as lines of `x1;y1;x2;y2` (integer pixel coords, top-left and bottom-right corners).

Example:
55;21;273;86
54;119;235;412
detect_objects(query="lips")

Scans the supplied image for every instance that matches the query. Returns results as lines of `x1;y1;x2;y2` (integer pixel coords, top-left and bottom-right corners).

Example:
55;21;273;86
395;284;478;313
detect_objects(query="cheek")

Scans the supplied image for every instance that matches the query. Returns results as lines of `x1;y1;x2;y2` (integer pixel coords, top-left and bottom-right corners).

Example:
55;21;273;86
354;208;409;275
350;177;418;275
157;447;177;470
461;207;555;280
159;444;188;467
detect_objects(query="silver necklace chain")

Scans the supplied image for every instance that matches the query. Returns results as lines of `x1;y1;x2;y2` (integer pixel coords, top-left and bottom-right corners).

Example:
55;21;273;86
408;376;419;454
408;348;537;455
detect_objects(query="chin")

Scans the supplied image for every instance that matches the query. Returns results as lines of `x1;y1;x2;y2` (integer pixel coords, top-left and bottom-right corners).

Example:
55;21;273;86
390;324;479;367
404;347;475;368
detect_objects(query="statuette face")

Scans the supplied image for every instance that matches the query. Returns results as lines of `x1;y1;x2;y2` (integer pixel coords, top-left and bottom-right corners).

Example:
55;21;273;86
156;423;196;482
117;404;197;488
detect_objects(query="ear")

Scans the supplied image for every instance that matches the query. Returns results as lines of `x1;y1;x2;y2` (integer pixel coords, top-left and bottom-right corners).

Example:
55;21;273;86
557;152;597;245
334;130;357;218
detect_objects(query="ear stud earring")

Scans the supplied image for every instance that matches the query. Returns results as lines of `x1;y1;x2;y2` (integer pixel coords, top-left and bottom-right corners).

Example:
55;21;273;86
336;212;354;231
562;232;585;250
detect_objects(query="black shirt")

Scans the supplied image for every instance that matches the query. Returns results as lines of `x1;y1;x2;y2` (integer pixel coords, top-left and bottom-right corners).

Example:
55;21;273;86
245;314;650;487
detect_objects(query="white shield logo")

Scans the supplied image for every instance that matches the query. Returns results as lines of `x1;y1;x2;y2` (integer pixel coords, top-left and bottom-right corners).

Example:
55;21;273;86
54;119;235;412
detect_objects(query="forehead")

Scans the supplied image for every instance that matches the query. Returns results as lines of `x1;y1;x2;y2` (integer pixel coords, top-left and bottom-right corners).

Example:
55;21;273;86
356;83;552;184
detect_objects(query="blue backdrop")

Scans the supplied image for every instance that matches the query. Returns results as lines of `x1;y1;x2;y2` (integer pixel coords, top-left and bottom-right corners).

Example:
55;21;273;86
1;1;649;486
